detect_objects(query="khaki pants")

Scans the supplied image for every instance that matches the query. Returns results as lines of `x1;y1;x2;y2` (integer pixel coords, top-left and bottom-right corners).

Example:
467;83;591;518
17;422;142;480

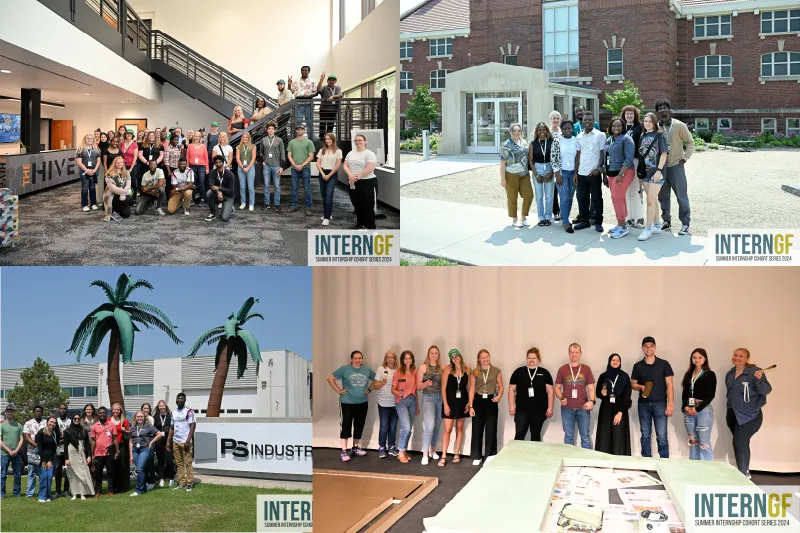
504;171;533;218
168;190;192;214
173;441;193;486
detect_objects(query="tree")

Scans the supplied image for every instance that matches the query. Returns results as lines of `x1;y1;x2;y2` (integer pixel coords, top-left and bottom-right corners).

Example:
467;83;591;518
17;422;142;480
186;297;263;417
602;80;644;117
67;273;182;412
405;85;440;131
7;358;70;422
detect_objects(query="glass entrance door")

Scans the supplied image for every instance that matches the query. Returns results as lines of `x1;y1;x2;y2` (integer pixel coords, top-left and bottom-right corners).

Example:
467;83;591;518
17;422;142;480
473;97;522;153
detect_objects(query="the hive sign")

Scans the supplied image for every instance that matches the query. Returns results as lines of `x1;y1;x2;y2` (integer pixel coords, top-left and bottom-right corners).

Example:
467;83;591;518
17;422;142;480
220;438;312;460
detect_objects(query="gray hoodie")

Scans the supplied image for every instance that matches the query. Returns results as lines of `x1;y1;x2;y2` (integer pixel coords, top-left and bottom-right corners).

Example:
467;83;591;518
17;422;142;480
725;365;771;425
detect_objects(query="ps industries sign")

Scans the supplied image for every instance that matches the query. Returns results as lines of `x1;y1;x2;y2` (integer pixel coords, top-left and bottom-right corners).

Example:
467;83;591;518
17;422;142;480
0;150;78;195
194;422;312;476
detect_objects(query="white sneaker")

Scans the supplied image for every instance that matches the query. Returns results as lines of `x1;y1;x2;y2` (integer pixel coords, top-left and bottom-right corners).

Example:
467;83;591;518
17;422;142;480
430;451;440;460
248;205;254;211
472;459;482;466
80;495;86;500
184;209;190;216
159;480;165;487
169;479;174;487
82;206;90;212
421;456;429;466
130;492;139;497
239;203;246;210
650;223;662;234
71;495;76;501
156;207;165;216
91;205;98;211
637;228;652;241
322;219;330;226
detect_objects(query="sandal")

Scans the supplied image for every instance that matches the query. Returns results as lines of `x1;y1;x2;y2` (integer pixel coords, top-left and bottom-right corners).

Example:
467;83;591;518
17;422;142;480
438;458;446;467
398;453;409;463
453;454;461;463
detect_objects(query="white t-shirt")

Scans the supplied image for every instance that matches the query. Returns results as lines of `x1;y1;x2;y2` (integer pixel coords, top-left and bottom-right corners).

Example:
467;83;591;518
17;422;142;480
317;148;342;170
172;168;195;187
212;144;234;166
576;129;606;176
376;366;397;408
171;407;196;444
345;149;377;180
558;136;578;172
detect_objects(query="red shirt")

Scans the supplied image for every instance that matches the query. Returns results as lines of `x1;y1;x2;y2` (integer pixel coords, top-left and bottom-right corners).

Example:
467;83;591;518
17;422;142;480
89;420;118;457
111;418;129;444
187;144;209;173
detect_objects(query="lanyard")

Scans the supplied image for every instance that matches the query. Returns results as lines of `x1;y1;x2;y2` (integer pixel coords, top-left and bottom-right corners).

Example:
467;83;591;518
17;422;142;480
266;136;275;148
663;121;673;138
135;425;142;438
539;139;548;160
482;366;491;389
159;414;166;428
527;366;539;385
609;374;618;392
455;371;462;390
570;364;581;384
690;369;704;393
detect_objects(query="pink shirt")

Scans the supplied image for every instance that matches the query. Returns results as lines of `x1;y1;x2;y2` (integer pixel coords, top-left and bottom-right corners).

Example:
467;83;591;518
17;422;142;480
90;420;118;457
392;370;417;403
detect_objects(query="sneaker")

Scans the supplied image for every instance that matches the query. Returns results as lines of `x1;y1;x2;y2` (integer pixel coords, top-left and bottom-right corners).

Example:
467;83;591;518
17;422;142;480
184;209;190;216
635;218;646;229
421;455;429;466
111;212;122;222
91;205;98;211
274;206;282;213
745;471;752;480
626;219;634;227
554;213;562;221
249;205;254;211
472;459;482;466
173;484;185;490
660;221;671;232
305;209;313;216
537;220;546;227
291;207;299;212
80;495;86;501
205;214;216;221
573;222;590;230
146;483;155;491
190;199;195;206
610;226;628;239
130;492;140;497
379;447;387;459
638;228;652;241
430;451;440;460
521;218;529;227
544;220;552;226
240;203;246;210
678;225;690;235
82;206;90;212
340;451;351;462
651;223;663;234
156;207;165;216
388;447;399;457
511;218;519;227
186;485;193;492
322;218;330;226
71;495;77;501
169;480;174;487
595;224;603;232
159;480;165;488
38;499;47;503
565;224;574;234
264;205;272;211
352;446;367;457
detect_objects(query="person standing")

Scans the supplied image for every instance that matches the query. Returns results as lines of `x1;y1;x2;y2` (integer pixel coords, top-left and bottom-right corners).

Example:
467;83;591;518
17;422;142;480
136;159;167;217
1;404;24;499
167;392;196;491
681;348;716;461
23;405;47;498
621;105;644;229
153;400;174;487
548;111;562;221
187;132;208;205
90;407;118;497
552;119;578;233
76;133;101;212
261;121;285;212
655;98;694;235
287;125;316;216
636;113;669;241
573;113;606;232
103;135;122;182
316;133;343;226
327;351;376;462
120;130;139;191
96;132;109;208
572;105;599;136
164;134;182;182
212;132;234;169
63;412;94;500
393;350;419;464
631;337;675;458
35;417;59;503
128;411;163;496
467;349;503;466
80;404;97;434
54;403;71;498
499;123;532;228
344;134;379;229
604;117;636;239
555;344;596;449
528;122;556;226
206;122;221;164
417;346;444;466
725;348;771;478
109;404;130;493
228;106;249;136
168;158;195;216
289;67;324;139
440;349;470;466
276;79;293;107
236;131;257;211
205;155;236;222
509;348;554;442
318;74;342;135
594;354;632;456
373;350;399;458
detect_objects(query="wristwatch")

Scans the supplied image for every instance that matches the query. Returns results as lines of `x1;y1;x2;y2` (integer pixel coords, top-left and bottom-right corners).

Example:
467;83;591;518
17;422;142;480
656;167;663;172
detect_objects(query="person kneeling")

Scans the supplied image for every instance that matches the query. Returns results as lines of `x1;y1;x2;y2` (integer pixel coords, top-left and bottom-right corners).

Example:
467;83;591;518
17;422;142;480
168;158;195;216
136;159;166;216
205;155;235;222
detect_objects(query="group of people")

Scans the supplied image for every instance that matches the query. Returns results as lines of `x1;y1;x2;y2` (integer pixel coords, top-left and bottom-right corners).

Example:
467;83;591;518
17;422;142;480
327;342;771;479
501;99;694;240
0;392;197;501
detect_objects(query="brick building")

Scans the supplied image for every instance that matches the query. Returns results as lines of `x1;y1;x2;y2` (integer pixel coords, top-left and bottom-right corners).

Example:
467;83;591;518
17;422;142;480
401;0;800;154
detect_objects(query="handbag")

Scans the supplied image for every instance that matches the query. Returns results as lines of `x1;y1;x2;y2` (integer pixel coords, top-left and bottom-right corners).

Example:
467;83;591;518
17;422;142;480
637;134;660;180
27;446;41;466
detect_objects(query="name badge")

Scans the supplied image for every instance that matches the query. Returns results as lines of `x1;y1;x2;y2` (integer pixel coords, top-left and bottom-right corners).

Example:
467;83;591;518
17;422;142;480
688;397;696;407
528;387;535;398
105;430;111;437
87;161;93;168
455;390;462;399
243;160;248;166
269;152;274;159
571;389;578;399
136;443;141;449
482;393;488;399
195;158;199;164
148;154;153;161
610;395;616;404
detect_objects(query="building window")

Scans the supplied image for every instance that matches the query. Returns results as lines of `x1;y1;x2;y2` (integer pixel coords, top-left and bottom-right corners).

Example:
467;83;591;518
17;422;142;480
1;389;9;399
429;38;452;57
241;409;253;414
400;41;413;60
695;118;710;130
400;71;413;91
543;3;579;78
762;118;777;134
761;10;800;35
430;69;449;90
404;119;413;129
504;55;518;66
553;95;566;117
62;386;87;397
695;55;732;79
227;409;239;414
718;118;732;130
200;409;207;413
123;384;154;396
787;118;800;135
341;0;363;38
607;49;623;76
694;15;732;38
761;52;800;77
374;72;396;168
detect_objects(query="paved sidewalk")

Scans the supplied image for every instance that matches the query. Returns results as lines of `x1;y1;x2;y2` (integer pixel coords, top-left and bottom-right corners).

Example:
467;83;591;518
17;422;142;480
400;154;499;186
401;197;708;266
194;473;311;491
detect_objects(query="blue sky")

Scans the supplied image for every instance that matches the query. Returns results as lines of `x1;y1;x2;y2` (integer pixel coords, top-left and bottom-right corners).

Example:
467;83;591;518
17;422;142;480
1;267;311;370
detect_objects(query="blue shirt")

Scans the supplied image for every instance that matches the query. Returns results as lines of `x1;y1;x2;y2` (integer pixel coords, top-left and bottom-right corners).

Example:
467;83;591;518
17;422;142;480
574;121;600;137
725;366;771;425
332;364;376;405
606;133;635;172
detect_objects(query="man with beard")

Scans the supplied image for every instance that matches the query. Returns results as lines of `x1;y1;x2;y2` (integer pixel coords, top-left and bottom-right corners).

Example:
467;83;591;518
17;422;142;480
89;406;119;497
23;405;47;498
1;404;24;498
167;393;196;491
572;105;599;136
54;403;71;498
654;98;694;236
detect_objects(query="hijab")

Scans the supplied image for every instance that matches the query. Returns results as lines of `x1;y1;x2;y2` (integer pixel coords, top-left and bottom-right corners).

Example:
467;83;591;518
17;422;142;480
602;353;629;398
64;417;87;448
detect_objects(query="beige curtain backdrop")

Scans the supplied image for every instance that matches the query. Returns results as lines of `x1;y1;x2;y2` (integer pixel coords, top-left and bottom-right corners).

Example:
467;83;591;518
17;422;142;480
313;267;800;473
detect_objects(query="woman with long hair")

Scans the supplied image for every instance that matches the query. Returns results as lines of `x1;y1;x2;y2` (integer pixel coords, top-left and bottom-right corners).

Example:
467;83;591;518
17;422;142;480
621;105;644;229
392;350;419;464
64;411;94;500
251;97;270;122
120;130;139;195
128;411;163;496
548;111;563;221
228;105;249;135
604;116;636;239
107;130;116;143
327;351;376;462
725;348;771;478
117;125;127;141
136;130;145;144
109;403;131;493
499;123;532;227
440;348;470;466
509;347;554;442
528;122;556;226
103;135;121;176
76;133;101;212
103;156;133;221
236;131;257;210
636;112;669;241
468;349;503;466
212;132;234;169
80;404;97;433
316;132;342;226
136;131;163;200
35;417;59;502
373;350;399;458
594;353;632;456
681;348;716;461
153;400;174;487
187;131;209;205
417;345;444;465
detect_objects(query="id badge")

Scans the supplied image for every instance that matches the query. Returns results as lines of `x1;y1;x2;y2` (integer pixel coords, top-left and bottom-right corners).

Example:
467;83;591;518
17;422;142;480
194;157;199;164
269;152;274;159
528;387;535;398
455;390;462;399
87;161;93;168
571;389;578;399
148;154;153;161
105;430;111;437
136;443;141;449
482;393;488;399
610;395;616;404
243;160;248;166
688;397;696;407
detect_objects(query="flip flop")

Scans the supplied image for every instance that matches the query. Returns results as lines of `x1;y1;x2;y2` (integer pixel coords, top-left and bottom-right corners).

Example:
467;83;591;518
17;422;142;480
453;454;461;463
438;458;446;467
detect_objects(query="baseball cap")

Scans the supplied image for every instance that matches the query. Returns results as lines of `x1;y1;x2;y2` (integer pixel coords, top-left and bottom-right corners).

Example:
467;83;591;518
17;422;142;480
327;74;337;80
277;79;286;85
295;124;306;130
211;121;219;127
642;336;656;346
4;403;16;412
448;348;461;359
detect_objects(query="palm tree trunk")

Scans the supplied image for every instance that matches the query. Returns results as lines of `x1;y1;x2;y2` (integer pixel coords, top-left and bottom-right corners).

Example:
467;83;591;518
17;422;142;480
206;339;232;417
107;328;125;412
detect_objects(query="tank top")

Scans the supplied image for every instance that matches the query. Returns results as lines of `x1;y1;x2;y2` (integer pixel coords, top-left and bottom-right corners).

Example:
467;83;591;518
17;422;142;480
422;364;442;395
474;365;500;396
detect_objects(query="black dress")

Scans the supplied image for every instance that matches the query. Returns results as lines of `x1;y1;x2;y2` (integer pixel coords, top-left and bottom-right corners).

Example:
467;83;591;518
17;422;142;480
443;370;469;419
103;149;121;171
594;371;632;456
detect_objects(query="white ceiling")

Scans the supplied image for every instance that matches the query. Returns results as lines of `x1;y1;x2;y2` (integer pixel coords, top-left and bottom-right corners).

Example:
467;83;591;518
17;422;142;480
0;39;150;105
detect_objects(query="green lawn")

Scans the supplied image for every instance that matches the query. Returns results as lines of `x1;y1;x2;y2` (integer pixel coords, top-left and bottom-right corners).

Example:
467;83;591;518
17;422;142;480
1;476;310;532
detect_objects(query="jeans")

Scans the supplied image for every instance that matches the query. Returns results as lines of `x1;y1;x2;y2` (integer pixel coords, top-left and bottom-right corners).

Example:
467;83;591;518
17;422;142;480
80;171;98;207
658;163;690;227
291;167;312;208
25;462;40;497
132;447;151;494
190;165;206;203
726;408;763;476
422;394;443;453
557;169;576;224
395;395;417;451
264;165;281;206
533;162;555;221
206;190;234;222
378;405;399;450
1;453;22;497
38;463;53;501
319;169;337;220
238;165;256;206
135;188;165;214
684;404;714;461
639;401;669;458
577;173;603;225
296;102;312;139
561;407;591;449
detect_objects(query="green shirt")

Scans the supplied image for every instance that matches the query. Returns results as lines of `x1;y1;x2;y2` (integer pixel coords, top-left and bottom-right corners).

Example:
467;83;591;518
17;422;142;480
287;138;316;169
1;420;23;456
332;364;376;405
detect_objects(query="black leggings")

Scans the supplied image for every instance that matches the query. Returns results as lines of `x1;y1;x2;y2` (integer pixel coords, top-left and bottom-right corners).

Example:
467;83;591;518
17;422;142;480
470;395;499;460
112;195;133;218
340;402;368;440
351;179;377;229
726;408;763;476
514;409;547;442
154;439;175;481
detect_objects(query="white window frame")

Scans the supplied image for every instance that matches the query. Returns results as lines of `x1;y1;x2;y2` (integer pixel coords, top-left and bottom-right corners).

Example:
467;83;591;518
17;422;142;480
694;15;732;39
760;9;800;36
695;118;710;131
543;2;580;79
430;69;449;91
400;71;413;92
787;118;800;135
404;120;413;130
761;118;777;135
760;51;800;78
504;55;518;66
717;118;732;130
607;48;623;76
400;41;413;61
429;38;453;58
695;55;732;79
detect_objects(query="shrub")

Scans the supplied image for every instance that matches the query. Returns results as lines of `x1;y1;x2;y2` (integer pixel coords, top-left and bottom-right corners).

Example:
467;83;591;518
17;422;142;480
692;134;706;147
708;143;719;150
401;129;420;140
711;133;725;145
695;130;714;142
399;133;441;152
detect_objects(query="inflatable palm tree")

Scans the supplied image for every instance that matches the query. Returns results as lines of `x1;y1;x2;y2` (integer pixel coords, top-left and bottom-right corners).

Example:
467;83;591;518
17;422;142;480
187;297;263;417
67;273;182;412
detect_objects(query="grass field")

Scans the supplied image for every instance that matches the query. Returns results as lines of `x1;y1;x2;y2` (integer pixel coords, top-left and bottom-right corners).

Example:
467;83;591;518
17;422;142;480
0;476;311;532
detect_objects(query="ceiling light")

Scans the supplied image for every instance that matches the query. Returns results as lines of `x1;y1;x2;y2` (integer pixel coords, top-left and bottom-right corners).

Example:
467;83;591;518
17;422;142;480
0;70;10;74
84;93;91;96
56;100;62;103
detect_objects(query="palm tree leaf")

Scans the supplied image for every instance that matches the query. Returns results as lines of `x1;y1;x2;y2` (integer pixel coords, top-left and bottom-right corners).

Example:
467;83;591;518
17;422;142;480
89;280;117;305
215;338;227;369
237;329;262;377
206;335;224;347
124;307;182;345
122;301;178;330
113;308;136;364
84;318;115;360
187;326;226;358
224;317;238;339
240;313;265;325
122;278;154;301
234;337;248;379
67;303;114;355
114;273;131;302
235;297;258;323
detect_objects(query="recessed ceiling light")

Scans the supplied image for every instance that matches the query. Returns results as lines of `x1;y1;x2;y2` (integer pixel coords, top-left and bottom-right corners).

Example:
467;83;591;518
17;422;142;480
56;100;62;103
0;70;10;74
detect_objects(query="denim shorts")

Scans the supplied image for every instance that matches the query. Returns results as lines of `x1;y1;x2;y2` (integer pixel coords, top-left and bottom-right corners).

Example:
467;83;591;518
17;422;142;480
640;167;662;184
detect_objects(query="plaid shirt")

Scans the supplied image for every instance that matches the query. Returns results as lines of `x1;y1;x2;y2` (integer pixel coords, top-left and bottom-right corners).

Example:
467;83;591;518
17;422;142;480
164;145;181;168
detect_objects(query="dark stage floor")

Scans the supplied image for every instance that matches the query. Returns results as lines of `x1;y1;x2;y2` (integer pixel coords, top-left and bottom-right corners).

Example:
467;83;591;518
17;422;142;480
0;179;399;266
313;447;800;533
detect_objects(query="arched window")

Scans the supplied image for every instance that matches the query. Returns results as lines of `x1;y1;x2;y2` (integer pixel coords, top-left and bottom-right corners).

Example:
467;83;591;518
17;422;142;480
760;52;800;77
694;55;732;79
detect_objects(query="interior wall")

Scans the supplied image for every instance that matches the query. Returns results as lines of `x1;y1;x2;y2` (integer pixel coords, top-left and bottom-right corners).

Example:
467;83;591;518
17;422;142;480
0;100;63;154
313;267;800;473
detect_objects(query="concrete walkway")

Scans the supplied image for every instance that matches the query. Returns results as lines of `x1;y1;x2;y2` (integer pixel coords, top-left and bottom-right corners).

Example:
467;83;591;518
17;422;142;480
194;473;311;491
400;154;499;186
401;197;708;266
